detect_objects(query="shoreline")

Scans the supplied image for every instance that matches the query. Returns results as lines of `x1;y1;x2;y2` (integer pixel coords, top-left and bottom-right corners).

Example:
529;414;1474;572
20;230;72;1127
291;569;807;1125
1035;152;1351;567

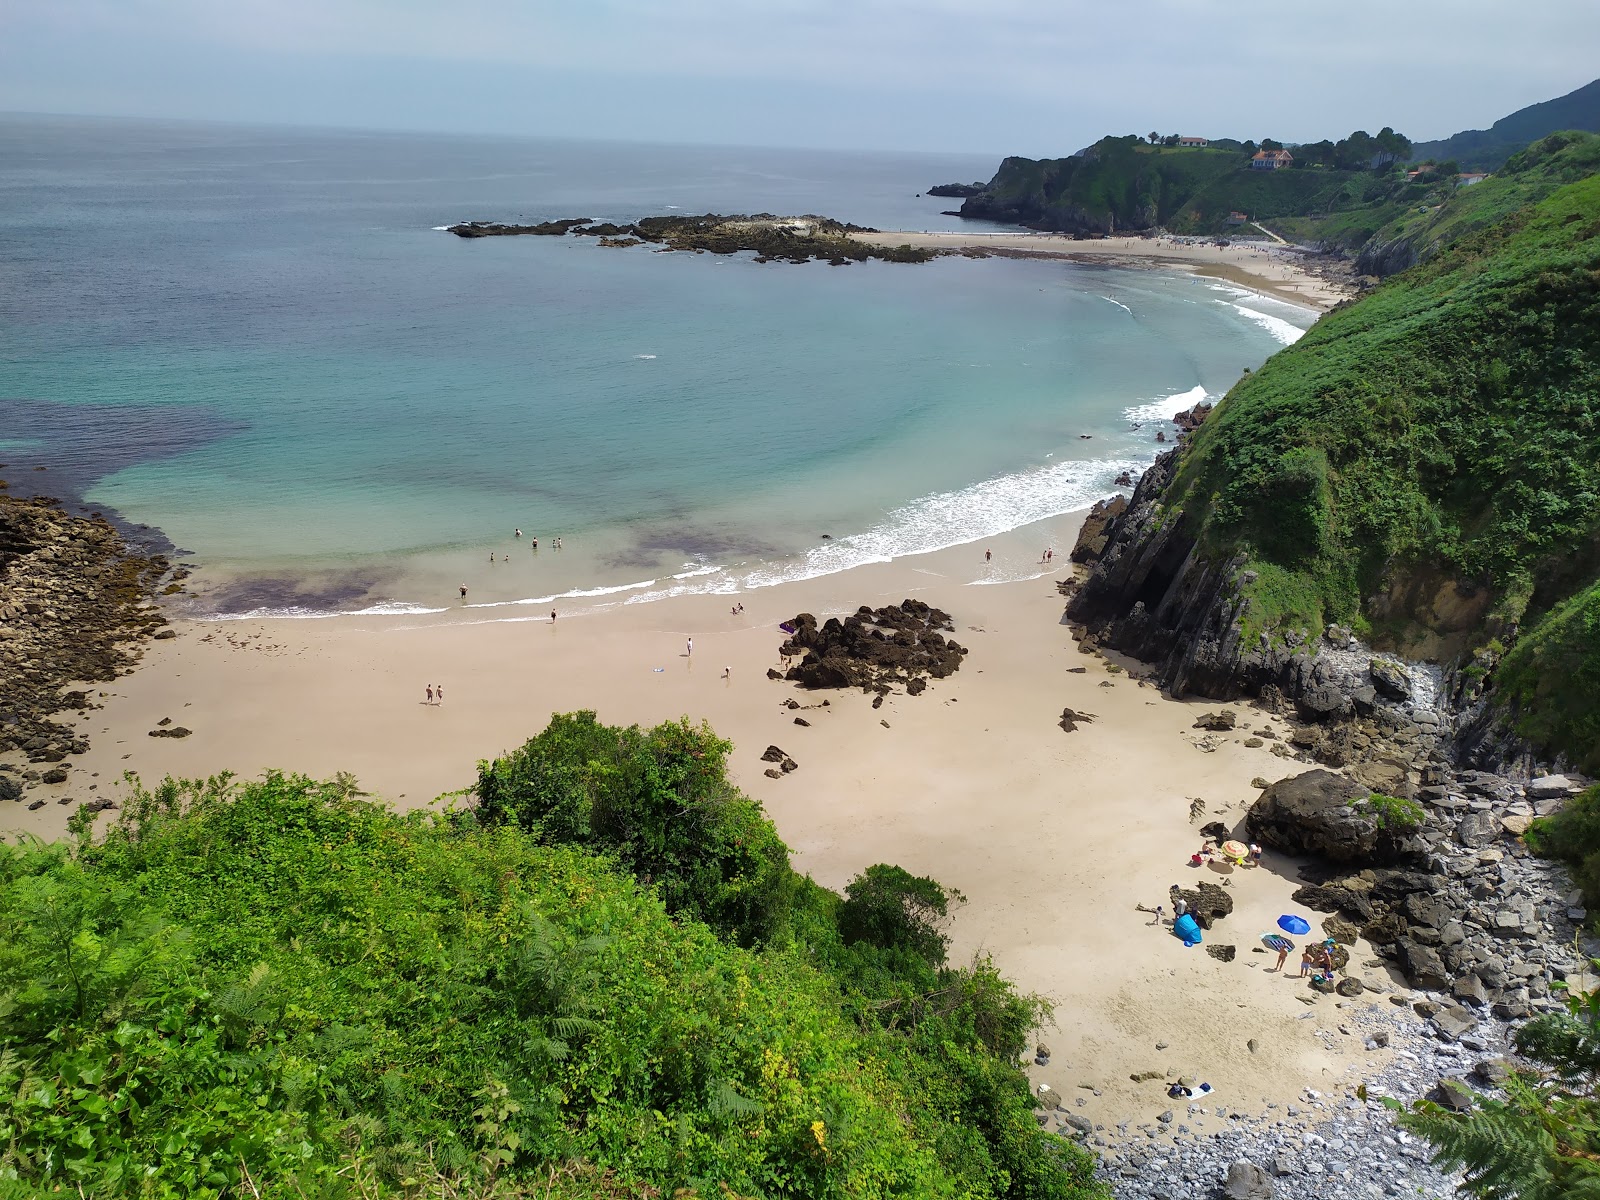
7;509;1415;1136
851;230;1354;311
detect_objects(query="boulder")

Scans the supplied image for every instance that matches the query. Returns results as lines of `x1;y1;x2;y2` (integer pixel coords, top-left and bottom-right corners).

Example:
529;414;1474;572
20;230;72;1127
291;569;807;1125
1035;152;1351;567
1368;657;1412;701
1472;1059;1514;1086
1400;942;1451;991
1296;685;1351;722
1430;1078;1475;1113
0;775;21;802
1246;770;1404;863
1223;1160;1274;1200
1177;882;1234;929
760;745;787;763
1434;1005;1479;1040
1527;775;1574;800
1193;709;1237;731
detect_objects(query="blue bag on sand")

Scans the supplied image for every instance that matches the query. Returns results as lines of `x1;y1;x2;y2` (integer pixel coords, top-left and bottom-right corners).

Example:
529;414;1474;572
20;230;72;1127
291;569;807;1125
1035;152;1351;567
1172;913;1203;946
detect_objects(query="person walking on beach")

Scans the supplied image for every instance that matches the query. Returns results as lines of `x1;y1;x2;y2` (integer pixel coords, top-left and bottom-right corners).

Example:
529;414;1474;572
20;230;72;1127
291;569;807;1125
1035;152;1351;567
436;684;444;704
426;684;434;705
721;666;730;680
985;548;991;562
550;609;557;623
686;637;693;657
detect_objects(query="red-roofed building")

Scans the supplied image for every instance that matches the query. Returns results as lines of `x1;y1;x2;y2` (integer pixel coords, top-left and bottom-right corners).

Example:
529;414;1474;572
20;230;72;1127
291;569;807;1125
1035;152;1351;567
1179;136;1209;147
1250;149;1294;171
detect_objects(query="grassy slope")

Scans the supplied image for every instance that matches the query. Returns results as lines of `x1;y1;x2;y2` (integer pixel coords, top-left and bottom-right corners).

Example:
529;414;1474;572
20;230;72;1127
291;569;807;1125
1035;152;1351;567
1159;176;1600;760
1168;167;1367;235
0;759;1102;1197
1365;133;1600;259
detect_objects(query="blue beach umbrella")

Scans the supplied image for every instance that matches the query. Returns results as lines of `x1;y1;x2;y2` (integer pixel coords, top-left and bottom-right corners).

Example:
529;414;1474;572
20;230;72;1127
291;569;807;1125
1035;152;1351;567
1277;914;1312;936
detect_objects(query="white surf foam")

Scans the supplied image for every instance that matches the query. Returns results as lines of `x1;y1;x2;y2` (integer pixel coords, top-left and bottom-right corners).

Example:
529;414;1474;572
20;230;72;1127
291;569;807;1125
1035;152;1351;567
463;577;661;610
1226;302;1305;345
634;353;657;360
209;599;448;621
1100;295;1133;314
1123;384;1208;424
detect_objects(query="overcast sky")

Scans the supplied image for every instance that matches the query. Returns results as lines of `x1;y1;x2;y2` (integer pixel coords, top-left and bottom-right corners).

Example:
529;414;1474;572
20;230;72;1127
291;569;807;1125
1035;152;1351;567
3;1;1596;156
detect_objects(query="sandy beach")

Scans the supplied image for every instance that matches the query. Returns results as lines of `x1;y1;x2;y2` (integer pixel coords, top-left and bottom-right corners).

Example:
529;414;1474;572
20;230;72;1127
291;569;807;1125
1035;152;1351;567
853;230;1353;311
12;510;1409;1133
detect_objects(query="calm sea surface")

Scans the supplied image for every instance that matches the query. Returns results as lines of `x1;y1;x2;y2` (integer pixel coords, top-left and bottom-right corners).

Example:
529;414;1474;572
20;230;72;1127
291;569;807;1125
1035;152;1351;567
0;114;1313;617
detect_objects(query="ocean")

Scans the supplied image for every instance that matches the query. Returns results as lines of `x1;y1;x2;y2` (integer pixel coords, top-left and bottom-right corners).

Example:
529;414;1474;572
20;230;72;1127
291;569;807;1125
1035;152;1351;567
0;114;1314;619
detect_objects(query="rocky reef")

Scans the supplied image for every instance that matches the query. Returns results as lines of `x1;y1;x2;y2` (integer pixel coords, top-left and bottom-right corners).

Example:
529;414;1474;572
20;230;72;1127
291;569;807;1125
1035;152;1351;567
0;491;174;813
448;213;936;265
446;218;593;238
777;600;966;694
926;182;985;198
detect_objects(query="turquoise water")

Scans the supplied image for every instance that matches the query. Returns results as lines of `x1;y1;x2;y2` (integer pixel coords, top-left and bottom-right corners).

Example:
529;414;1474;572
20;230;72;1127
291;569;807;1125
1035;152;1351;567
0;114;1314;616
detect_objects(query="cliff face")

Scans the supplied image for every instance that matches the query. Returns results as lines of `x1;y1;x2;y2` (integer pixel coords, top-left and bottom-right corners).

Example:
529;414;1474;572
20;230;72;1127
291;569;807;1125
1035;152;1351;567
1067;451;1315;701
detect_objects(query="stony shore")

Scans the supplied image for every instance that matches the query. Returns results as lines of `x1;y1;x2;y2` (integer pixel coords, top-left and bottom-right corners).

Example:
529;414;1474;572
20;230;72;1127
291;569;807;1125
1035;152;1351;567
0;488;175;817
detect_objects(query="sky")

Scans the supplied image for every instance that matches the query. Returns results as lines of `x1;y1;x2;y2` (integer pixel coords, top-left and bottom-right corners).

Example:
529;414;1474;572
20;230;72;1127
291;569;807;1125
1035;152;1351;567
3;0;1597;156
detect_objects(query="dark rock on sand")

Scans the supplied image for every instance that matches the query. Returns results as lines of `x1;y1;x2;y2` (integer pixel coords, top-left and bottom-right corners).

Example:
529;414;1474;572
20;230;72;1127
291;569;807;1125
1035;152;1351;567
1059;708;1096;733
780;600;965;694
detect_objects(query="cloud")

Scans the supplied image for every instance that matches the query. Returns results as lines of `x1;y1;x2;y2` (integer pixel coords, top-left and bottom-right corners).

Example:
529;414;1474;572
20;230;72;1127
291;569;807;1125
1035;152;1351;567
3;0;1597;151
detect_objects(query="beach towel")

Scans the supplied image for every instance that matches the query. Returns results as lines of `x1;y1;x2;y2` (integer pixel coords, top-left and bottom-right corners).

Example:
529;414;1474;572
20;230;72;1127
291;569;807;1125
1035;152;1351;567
1172;913;1203;947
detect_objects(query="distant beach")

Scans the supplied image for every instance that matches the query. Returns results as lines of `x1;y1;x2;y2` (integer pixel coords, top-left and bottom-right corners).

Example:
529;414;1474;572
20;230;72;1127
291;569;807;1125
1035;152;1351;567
851;230;1354;311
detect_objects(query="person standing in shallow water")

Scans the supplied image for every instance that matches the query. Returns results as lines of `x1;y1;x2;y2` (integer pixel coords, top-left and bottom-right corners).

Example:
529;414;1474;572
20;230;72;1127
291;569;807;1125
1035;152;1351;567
459;584;468;599
514;528;521;539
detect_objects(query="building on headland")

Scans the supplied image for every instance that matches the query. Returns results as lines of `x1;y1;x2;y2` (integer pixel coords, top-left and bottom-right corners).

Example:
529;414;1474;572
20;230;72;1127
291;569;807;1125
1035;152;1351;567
1225;211;1247;226
1250;149;1294;171
1458;172;1490;186
1178;136;1209;147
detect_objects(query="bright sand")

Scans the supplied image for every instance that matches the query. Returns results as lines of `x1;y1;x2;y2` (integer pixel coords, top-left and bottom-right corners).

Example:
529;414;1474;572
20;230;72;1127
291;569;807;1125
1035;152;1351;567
853;231;1353;311
18;512;1402;1130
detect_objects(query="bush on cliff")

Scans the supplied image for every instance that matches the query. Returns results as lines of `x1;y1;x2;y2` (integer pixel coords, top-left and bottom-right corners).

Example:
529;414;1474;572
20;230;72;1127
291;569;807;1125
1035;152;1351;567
0;743;1102;1197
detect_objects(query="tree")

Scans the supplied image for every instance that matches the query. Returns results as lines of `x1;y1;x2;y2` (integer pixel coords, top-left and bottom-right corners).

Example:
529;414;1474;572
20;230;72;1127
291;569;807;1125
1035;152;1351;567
838;864;963;968
1389;982;1600;1198
1149;131;1160;144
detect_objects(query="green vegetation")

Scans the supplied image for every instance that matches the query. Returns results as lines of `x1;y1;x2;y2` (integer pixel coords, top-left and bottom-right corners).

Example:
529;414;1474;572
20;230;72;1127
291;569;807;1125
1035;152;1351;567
1355;794;1426;833
1527;784;1600;906
1348;132;1600;266
1412;76;1600;172
0;717;1104;1199
1388;980;1600;1198
1497;584;1600;775
1160;174;1600;764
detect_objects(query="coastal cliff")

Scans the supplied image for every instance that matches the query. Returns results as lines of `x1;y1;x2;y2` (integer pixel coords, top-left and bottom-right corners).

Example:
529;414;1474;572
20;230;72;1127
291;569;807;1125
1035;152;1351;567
1069;172;1600;775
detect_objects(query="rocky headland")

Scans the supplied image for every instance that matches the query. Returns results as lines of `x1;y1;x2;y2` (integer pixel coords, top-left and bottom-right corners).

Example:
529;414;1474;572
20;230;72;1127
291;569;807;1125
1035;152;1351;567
926;182;985;198
0;491;177;816
448;212;937;265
